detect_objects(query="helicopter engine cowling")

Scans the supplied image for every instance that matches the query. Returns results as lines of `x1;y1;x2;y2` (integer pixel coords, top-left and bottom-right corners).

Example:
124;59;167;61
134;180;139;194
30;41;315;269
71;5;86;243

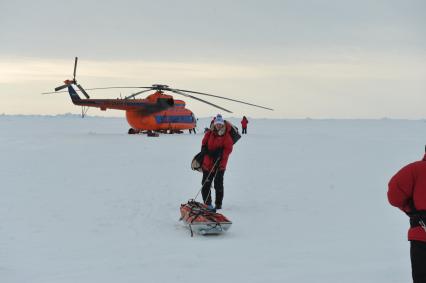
157;97;174;107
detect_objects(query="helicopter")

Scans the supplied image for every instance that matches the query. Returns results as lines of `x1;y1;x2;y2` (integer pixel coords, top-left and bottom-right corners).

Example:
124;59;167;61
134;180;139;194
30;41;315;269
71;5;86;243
43;57;273;134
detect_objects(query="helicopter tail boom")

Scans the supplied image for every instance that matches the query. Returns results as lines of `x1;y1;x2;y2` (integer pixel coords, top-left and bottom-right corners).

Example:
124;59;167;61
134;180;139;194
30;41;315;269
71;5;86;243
67;85;82;101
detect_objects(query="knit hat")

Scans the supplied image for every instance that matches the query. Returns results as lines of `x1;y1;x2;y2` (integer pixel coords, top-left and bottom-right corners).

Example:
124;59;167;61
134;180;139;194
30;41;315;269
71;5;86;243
214;114;224;125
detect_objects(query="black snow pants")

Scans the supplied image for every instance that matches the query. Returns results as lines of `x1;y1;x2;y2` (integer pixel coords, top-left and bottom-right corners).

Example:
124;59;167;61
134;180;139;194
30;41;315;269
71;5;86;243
201;169;225;208
411;240;426;283
242;127;247;134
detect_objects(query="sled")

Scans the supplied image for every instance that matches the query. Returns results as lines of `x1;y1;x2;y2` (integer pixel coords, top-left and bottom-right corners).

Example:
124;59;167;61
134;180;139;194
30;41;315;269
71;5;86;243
180;200;232;236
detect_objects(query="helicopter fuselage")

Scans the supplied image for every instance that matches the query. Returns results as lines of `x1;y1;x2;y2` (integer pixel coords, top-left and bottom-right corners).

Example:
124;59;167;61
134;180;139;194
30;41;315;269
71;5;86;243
69;87;196;132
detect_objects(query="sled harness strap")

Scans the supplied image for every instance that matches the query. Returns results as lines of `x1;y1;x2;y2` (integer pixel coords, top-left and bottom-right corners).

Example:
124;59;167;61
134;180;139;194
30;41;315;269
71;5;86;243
408;200;426;231
409;211;426;230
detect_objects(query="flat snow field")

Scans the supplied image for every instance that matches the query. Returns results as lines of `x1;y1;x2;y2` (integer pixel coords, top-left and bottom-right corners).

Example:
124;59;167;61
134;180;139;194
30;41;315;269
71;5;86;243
1;115;424;283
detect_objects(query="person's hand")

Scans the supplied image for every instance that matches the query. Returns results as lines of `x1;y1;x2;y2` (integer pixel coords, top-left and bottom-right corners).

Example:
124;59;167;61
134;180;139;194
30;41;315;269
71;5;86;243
212;148;223;159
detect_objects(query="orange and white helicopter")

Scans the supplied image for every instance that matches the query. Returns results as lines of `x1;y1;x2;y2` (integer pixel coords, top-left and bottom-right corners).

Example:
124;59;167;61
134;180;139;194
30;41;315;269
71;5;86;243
44;57;273;134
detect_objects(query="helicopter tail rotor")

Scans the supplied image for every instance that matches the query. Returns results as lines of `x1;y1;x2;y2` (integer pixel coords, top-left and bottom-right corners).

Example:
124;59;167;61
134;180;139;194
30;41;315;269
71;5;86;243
76;84;90;99
73;57;78;82
49;57;90;98
54;84;68;92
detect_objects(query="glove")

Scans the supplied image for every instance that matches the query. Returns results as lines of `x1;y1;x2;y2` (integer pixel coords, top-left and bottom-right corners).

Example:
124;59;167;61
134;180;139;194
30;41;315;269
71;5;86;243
210;148;223;160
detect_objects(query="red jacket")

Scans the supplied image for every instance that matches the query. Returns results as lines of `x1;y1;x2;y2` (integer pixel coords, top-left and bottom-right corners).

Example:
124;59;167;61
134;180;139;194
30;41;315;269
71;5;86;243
388;154;426;242
201;122;234;171
241;118;248;128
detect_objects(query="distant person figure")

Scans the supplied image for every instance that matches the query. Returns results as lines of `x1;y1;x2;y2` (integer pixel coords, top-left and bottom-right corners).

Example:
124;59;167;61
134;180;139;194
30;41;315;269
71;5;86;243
388;147;426;283
189;115;197;134
200;114;234;210
241;116;249;134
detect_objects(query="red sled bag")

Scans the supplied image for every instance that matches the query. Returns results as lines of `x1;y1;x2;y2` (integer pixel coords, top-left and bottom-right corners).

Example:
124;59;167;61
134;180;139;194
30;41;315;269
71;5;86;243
180;200;232;236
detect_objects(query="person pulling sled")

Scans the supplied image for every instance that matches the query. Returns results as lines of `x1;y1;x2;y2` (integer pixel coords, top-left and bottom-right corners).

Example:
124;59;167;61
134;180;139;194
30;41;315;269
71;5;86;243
199;114;234;210
183;114;240;236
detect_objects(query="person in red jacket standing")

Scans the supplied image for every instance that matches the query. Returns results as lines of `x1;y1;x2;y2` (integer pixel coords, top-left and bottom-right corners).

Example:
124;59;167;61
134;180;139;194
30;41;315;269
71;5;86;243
388;148;426;283
200;114;234;210
241;116;248;134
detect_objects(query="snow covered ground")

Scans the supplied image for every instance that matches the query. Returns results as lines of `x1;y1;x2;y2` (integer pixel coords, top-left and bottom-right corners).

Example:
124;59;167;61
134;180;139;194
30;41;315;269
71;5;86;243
1;115;425;283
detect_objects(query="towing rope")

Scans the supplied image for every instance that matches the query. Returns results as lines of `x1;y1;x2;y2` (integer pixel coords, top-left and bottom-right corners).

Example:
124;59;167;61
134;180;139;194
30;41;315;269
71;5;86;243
194;158;221;201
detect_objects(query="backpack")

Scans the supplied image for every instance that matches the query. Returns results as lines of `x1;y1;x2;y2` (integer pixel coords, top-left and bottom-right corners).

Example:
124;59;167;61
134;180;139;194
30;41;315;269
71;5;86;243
227;121;241;144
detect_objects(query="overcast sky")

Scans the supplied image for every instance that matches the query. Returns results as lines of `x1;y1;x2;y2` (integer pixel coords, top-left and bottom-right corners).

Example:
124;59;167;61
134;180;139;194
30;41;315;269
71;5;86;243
0;0;425;118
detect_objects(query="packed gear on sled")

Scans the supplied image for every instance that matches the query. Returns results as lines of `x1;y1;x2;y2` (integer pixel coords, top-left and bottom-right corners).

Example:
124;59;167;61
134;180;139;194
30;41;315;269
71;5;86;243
180;199;232;236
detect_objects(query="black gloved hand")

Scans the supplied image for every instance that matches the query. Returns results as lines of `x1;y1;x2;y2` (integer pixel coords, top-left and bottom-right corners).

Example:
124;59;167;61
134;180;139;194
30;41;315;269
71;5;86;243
211;148;223;160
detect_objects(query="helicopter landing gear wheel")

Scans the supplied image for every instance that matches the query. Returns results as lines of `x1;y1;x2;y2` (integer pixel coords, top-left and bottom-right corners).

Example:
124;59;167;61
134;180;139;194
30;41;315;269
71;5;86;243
146;130;159;137
128;128;137;134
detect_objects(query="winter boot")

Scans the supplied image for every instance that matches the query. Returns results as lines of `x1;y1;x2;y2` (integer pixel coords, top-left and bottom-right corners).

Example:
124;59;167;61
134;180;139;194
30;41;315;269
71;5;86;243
207;204;216;212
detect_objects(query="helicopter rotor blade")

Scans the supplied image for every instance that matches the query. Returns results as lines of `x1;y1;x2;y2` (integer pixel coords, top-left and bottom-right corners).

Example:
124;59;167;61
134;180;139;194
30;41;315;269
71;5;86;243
76;84;90;99
173;88;274;111
46;81;273;113
53;86;152;94
44;86;153;94
73;57;78;81
85;86;153;91
54;84;68;92
170;89;233;113
125;88;154;99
